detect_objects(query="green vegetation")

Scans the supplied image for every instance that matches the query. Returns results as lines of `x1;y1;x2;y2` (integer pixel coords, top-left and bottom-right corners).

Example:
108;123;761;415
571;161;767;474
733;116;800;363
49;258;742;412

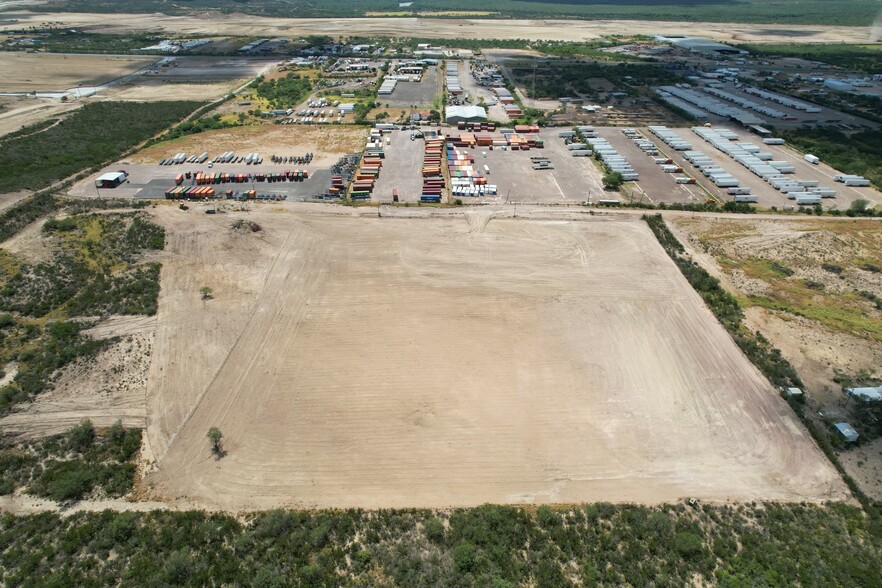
601;171;623;190
0;419;142;501
0;101;203;193
741;43;882;74
514;62;684;99
1;31;167;54
0;212;165;414
644;215;801;389
32;0;880;25
0;501;880;585
154;114;242;142
0;194;59;242
207;427;223;457
0;119;59;142
781;129;882;191
253;74;312;109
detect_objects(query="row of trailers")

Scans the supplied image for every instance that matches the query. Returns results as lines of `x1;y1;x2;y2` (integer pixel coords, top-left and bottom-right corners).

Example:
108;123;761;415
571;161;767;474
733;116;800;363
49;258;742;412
174;170;309;185
692;127;840;205
160;152;209;166
164;186;287;201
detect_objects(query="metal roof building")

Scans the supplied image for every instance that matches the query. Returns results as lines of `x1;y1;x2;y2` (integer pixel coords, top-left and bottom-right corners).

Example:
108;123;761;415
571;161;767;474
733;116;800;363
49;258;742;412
670;37;747;55
847;386;882;402
833;422;859;443
445;105;487;124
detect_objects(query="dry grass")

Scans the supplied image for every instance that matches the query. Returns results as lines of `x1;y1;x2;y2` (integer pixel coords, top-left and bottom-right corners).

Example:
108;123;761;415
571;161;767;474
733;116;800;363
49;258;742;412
0;53;155;92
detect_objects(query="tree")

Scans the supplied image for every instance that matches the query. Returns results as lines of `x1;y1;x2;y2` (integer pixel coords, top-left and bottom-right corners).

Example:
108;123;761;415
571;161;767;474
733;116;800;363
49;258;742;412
850;199;869;212
207;427;224;457
200;286;213;301
602;171;624;191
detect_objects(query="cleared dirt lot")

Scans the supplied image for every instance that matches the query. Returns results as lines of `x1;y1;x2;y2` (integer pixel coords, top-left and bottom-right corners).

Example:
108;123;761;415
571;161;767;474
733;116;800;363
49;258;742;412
0;52;155;92
143;205;845;509
2;12;873;44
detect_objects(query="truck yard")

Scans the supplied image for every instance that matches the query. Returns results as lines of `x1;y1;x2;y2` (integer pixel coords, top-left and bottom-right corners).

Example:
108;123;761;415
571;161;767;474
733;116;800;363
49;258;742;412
71;122;882;209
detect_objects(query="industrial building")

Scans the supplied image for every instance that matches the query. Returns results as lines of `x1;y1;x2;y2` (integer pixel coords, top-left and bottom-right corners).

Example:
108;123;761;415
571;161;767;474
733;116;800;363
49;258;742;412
656;36;748;56
94;171;127;188
445;106;487;124
833;422;859;444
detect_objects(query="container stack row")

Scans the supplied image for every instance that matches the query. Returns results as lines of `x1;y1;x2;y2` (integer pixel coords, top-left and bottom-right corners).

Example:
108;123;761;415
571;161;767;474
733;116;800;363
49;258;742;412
447;144;497;197
422;139;445;203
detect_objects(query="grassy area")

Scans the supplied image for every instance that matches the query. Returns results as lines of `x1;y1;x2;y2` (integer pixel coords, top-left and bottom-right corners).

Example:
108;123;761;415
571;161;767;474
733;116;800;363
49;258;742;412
0;501;880;585
513;62;684;100
740;43;882;74
0;101;203;193
32;0;880;25
252;73;312;109
0;212;165;414
1;31;167;54
0;420;141;501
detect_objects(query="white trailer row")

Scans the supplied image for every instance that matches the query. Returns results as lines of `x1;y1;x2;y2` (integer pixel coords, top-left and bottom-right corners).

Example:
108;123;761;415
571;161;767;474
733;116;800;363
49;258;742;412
702;87;787;119
654;90;710;120
742;87;821;113
647;126;692;151
451;182;498;197
622;128;660;156
586;137;638;181
656;86;757;122
834;174;871;187
692;127;838;203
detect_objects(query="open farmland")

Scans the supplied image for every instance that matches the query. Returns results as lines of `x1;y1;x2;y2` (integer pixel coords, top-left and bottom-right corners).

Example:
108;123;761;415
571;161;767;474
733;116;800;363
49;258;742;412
0;52;156;92
142;206;845;509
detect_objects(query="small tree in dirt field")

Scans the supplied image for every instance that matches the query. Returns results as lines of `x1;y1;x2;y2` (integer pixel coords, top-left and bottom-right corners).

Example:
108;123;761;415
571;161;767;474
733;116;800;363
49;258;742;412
200;286;213;301
207;427;223;457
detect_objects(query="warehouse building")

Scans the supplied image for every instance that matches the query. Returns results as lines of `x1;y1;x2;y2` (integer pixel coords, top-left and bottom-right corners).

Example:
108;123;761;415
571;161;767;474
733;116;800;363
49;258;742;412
445;105;487;124
95;171;127;188
667;37;747;56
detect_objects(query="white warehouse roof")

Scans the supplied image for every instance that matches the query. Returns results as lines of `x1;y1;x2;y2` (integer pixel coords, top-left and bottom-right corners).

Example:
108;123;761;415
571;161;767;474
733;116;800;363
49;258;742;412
445;105;487;120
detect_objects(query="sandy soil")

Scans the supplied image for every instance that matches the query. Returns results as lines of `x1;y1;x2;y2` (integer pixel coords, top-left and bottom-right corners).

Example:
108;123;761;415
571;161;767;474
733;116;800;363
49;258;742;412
1;12;874;44
106;81;236;102
132;124;369;168
839;437;882;502
139;205;845;510
0;331;152;440
0;52;155;92
0;95;81;137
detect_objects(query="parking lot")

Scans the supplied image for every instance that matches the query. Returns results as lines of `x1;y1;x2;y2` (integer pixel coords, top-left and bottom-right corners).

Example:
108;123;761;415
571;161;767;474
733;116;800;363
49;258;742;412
382;66;438;108
668;126;882;209
371;130;425;203
74;161;332;201
596;129;708;205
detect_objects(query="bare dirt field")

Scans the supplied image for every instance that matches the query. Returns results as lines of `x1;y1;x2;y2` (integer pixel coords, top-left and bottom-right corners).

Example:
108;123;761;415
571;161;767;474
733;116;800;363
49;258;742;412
1;11;874;44
141;204;845;510
0;52;155;92
106;81;236;102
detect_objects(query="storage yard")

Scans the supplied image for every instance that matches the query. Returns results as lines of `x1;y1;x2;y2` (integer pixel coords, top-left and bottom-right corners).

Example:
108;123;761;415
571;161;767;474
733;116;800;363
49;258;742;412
69;122;882;208
143;205;846;509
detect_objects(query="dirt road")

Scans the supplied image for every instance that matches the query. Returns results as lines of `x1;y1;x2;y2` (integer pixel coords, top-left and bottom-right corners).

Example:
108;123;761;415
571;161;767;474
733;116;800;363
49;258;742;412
142;204;846;509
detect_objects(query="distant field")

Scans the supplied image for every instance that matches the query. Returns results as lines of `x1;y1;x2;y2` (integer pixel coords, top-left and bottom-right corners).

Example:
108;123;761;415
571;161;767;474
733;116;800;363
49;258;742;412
0;53;155;92
27;0;880;25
